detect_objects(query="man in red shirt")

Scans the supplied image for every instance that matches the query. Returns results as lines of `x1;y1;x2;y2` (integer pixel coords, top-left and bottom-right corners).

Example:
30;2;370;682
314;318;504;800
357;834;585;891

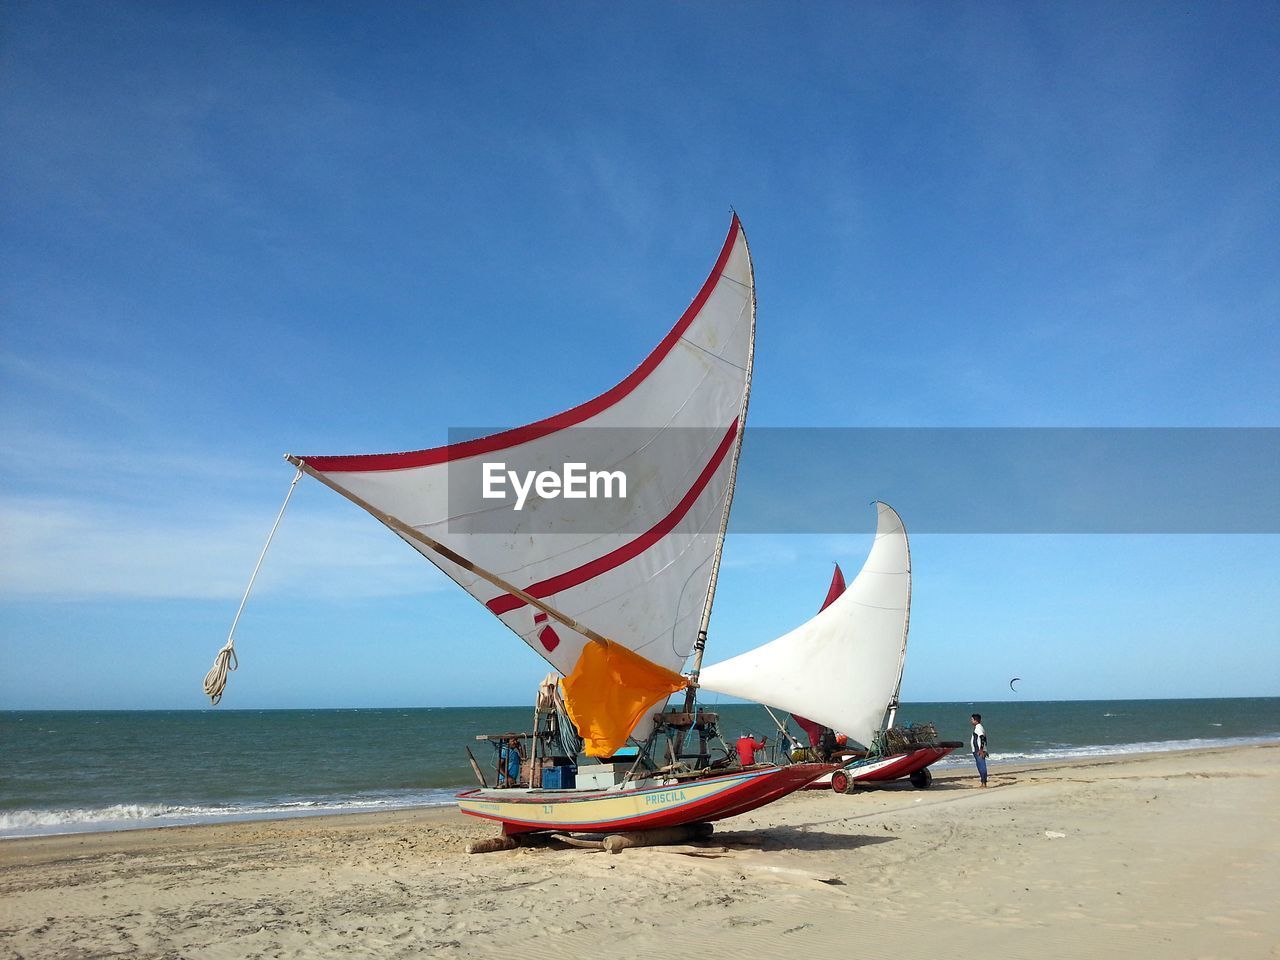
735;733;768;766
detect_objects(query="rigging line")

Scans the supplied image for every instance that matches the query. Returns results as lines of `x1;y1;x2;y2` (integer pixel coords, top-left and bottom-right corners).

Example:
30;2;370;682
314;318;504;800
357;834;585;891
204;467;303;705
679;238;754;726
692;259;755;661
762;704;791;742
849;600;908;611
890;504;912;725
676;334;750;373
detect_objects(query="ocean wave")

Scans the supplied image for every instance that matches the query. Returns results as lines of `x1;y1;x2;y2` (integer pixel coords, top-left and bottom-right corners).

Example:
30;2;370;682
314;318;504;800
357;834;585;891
0;803;211;830
0;790;462;839
934;733;1280;767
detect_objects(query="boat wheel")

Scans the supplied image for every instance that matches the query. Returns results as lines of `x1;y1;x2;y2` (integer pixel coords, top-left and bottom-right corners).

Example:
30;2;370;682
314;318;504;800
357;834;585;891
909;767;933;789
830;770;850;794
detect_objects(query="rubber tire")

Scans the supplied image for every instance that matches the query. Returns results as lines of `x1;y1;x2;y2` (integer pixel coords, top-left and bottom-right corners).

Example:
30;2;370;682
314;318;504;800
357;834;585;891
830;770;850;794
909;767;933;789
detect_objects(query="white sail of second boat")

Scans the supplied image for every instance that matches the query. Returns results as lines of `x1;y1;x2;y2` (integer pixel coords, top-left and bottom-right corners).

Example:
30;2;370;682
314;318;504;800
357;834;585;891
697;502;912;749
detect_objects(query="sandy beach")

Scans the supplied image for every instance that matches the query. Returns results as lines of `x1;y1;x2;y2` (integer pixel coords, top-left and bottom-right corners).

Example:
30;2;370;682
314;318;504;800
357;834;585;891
2;743;1277;960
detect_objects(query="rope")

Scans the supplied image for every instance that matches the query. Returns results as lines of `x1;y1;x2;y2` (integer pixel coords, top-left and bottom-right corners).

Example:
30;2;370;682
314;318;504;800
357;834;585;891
203;468;302;704
203;640;238;706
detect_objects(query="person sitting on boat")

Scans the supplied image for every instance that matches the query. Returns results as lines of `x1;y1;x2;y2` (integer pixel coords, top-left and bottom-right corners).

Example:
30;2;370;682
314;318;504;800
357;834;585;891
787;734;806;761
497;737;522;787
735;732;768;767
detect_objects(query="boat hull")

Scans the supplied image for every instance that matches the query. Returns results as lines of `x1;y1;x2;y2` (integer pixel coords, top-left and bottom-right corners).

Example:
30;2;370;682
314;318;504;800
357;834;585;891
457;762;835;834
804;745;957;789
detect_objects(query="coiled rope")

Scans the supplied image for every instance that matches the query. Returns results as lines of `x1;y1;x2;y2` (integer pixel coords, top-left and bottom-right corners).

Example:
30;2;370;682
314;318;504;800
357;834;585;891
204;468;302;704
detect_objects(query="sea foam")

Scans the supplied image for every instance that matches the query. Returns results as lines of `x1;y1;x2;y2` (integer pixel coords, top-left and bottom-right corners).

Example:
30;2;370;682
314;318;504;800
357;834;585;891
935;733;1279;767
0;791;461;839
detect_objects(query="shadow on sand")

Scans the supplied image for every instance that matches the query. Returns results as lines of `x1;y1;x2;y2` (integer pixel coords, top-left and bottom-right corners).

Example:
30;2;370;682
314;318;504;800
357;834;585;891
848;776;972;793
715;826;897;853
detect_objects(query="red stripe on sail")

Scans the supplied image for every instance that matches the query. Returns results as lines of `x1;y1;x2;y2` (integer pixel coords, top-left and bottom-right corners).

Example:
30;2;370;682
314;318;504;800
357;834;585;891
794;563;846;746
485;419;740;617
298;216;742;473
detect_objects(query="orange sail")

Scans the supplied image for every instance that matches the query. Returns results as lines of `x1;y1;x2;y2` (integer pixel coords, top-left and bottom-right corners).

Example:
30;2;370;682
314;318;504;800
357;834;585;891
560;643;688;757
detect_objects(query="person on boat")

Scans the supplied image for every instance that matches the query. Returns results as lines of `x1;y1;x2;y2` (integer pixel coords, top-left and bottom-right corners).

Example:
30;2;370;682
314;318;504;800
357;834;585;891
787;733;806;761
735;732;767;767
970;714;988;787
817;727;838;760
498;737;522;787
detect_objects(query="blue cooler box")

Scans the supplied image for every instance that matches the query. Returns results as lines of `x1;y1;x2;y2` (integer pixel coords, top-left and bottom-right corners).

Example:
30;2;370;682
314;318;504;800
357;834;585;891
541;765;576;789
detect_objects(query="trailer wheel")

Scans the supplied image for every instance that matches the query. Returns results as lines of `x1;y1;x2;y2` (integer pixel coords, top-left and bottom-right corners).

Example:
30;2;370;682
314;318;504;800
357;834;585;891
909;768;933;789
830;770;850;794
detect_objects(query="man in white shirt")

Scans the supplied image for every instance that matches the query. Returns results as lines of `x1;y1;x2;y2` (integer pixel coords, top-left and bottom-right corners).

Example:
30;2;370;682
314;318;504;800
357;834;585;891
970;713;989;787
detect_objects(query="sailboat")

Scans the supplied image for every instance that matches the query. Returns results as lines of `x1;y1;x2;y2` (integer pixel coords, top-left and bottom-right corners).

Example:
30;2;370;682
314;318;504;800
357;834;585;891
250;216;835;835
697;502;960;792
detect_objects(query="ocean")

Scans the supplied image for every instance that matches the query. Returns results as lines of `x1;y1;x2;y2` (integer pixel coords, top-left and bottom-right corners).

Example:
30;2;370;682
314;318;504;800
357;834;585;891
2;698;1276;839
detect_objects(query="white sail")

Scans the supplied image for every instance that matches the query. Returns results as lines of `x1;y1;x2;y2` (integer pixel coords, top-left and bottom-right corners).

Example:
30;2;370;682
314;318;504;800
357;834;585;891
288;218;754;684
697;502;911;749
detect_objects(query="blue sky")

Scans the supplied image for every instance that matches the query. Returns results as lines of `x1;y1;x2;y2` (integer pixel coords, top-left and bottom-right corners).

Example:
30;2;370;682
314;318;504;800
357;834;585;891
1;2;1277;709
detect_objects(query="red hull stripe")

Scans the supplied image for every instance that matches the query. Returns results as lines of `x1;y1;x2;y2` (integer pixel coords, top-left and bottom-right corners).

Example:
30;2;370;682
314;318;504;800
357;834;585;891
462;766;768;808
456;764;832;834
298;216;741;473
485;419;740;616
853;746;955;781
802;746;957;789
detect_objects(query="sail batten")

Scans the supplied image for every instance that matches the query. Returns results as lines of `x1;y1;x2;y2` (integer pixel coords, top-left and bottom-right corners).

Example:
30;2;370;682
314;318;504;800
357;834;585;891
287;456;618;650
